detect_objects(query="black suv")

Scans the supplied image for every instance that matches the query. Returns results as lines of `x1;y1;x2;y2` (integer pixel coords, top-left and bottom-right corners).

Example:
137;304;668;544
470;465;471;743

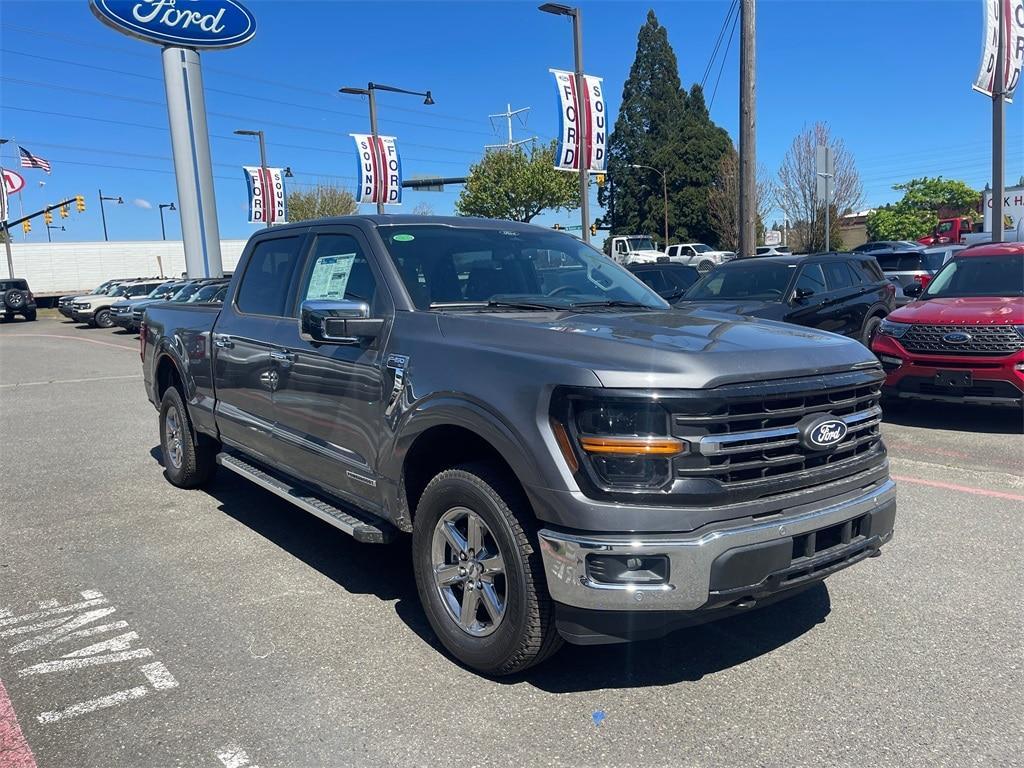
1;278;37;322
680;252;896;346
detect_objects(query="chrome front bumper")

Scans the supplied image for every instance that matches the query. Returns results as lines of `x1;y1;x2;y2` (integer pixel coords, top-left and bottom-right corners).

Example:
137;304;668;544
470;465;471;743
538;479;896;611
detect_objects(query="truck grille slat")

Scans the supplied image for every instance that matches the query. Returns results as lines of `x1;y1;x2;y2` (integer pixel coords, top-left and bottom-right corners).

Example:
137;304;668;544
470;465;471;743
900;324;1024;356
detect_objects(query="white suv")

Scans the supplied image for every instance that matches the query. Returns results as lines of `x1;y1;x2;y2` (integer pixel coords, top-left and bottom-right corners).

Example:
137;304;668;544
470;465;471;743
666;243;736;274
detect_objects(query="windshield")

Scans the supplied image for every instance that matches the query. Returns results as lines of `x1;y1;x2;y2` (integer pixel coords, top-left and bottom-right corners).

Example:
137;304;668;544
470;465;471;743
379;225;667;310
626;236;656;252
187;284;224;303
147;282;175;298
685;262;797;301
170;283;202;302
125;284;154;297
692;244;713;253
106;285;126;296
924;255;1024;298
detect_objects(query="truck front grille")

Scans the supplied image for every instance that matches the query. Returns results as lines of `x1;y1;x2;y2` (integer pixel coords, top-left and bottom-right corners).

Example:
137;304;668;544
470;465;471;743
672;369;885;501
900;324;1024;356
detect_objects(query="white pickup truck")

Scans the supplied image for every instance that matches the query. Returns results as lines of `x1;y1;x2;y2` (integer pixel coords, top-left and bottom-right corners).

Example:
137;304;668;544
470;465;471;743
604;235;667;265
665;243;737;274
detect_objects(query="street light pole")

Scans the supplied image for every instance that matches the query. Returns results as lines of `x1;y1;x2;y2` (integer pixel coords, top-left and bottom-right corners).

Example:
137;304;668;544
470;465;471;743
629;164;668;246
98;189;123;241
159;202;177;240
234;129;270;227
340;83;434;216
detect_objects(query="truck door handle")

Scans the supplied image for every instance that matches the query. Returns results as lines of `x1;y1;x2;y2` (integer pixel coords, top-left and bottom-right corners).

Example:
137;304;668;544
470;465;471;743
270;350;295;367
213;334;234;349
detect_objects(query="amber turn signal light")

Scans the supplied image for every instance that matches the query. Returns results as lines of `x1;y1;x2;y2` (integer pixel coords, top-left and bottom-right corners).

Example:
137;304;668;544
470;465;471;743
578;436;685;456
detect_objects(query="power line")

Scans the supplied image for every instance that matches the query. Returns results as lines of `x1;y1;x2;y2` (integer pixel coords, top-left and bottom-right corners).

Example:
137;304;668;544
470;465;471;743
700;0;738;91
709;6;739;110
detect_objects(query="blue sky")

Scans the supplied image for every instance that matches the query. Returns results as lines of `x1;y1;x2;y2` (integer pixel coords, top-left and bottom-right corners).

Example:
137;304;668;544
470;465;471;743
1;0;1021;244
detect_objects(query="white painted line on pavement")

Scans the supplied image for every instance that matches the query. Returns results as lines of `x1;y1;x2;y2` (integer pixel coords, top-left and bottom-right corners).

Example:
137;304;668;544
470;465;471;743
0;374;142;389
140;661;178;690
79;590;104;600
36;600;60;609
36;685;149;725
55;621;130;642
62;631;141;658
0;595;108;628
17;648;154;676
0;334;136;352
0;615;72;638
216;746;261;768
7;607;118;653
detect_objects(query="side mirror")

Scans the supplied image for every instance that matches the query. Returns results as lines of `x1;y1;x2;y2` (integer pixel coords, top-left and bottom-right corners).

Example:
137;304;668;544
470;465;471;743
903;283;923;298
299;299;383;345
792;287;814;302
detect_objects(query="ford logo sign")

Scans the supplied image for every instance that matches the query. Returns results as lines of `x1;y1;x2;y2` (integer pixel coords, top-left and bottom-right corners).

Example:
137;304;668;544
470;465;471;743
801;416;848;451
90;0;256;49
942;331;972;344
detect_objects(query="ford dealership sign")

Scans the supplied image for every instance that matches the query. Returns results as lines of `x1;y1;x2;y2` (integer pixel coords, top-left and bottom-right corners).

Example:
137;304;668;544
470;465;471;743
89;0;256;49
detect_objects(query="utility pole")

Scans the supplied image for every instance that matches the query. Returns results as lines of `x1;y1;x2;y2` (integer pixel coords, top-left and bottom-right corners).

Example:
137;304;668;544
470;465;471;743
485;104;536;151
738;0;756;257
991;0;1005;243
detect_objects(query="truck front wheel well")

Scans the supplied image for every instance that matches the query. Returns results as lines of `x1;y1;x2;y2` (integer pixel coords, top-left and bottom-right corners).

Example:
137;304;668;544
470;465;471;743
401;425;528;527
155;355;184;401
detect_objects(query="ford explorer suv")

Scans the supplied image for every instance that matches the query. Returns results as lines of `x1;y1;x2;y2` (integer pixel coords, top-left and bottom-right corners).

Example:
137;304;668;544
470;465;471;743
680;253;895;346
142;216;896;675
872;242;1024;407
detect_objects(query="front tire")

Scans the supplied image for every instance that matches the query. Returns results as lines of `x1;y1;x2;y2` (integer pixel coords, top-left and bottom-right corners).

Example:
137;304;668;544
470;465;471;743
94;309;114;329
159;387;216;488
412;463;562;675
23;309;36;322
861;315;883;348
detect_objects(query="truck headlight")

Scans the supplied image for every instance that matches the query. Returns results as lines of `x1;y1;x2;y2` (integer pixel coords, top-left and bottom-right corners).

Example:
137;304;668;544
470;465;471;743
551;392;685;490
879;319;911;338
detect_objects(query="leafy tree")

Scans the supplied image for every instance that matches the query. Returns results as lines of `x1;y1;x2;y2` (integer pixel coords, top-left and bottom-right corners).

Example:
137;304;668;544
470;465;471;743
776;122;863;252
412;202;435;216
286;183;357;221
865;177;979;241
455;140;578;222
598;10;730;245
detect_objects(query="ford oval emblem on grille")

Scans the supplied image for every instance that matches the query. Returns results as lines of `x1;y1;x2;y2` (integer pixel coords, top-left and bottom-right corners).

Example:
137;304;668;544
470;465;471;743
942;331;972;344
801;416;848;450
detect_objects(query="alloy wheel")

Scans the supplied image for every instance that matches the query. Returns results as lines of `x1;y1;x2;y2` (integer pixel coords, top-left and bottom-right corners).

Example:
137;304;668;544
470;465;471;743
164;408;184;469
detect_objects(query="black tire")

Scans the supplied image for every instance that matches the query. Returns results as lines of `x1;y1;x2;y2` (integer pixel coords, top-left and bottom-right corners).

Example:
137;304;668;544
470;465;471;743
861;315;883;348
94;308;114;329
3;289;25;310
23;308;36;322
159;387;217;488
412;463;562;675
2;312;12;322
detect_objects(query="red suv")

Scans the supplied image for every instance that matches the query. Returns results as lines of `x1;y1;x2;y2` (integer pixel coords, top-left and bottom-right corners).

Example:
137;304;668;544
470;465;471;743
871;242;1024;407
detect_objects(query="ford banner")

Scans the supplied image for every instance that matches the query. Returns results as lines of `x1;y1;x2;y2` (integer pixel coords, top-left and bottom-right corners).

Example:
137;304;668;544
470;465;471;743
973;0;1024;101
243;166;287;225
550;68;607;173
352;134;403;206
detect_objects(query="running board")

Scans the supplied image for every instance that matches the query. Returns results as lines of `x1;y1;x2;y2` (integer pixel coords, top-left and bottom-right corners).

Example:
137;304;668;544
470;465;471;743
216;452;394;544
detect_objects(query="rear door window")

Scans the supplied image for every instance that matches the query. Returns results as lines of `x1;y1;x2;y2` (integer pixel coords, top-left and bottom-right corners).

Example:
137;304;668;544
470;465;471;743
822;261;855;290
874;253;903;271
794;263;827;295
236;236;305;316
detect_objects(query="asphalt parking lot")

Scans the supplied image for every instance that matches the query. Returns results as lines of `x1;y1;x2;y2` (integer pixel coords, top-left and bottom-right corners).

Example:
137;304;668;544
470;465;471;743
1;316;1022;768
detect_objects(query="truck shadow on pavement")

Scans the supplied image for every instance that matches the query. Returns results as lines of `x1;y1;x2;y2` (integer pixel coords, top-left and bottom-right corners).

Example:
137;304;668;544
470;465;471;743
882;400;1024;434
150;446;833;691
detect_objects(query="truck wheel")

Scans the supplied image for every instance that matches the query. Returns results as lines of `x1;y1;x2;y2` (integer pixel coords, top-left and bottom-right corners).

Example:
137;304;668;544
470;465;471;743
94;309;114;329
862;315;883;347
412;463;562;675
23;308;36;322
159;387;216;488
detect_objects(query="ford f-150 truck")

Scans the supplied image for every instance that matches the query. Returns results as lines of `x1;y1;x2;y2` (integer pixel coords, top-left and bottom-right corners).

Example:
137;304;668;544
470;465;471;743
142;216;896;675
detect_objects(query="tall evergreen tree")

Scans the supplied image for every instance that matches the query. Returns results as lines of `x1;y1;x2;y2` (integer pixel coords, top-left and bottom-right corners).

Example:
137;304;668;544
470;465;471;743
598;11;731;246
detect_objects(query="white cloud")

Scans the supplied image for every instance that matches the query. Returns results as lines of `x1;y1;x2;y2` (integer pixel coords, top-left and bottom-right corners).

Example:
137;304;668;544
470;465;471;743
133;198;152;209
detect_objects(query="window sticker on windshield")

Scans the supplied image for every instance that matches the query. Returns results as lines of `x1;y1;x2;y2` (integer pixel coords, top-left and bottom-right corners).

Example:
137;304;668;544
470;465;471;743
306;254;355;300
393;234;415;242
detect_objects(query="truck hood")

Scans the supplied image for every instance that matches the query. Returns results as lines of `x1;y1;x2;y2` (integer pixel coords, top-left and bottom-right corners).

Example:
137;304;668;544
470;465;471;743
674;299;787;321
891;296;1024;325
627;250;668;262
437;307;874;389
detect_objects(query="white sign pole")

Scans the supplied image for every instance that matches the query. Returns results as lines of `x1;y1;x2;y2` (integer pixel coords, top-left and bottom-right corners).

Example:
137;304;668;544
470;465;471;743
162;46;223;278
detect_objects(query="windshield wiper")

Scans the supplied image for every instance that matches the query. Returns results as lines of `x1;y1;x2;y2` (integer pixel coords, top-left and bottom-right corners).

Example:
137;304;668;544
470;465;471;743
569;299;654;309
427;300;565;311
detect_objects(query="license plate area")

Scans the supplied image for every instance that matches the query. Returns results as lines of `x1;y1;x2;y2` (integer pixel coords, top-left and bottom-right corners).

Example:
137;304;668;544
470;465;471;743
935;370;973;388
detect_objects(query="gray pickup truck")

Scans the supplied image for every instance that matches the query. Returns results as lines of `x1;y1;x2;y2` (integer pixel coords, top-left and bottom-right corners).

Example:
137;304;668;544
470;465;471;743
142;216;896;675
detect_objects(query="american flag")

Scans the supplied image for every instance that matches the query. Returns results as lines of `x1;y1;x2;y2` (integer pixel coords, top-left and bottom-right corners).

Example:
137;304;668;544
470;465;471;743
19;145;51;173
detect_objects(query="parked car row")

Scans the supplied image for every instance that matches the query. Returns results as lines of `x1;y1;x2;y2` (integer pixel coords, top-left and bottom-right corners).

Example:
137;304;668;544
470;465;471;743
58;276;229;331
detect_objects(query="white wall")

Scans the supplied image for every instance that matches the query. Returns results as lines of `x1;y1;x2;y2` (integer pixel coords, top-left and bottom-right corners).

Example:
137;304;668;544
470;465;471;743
0;240;249;294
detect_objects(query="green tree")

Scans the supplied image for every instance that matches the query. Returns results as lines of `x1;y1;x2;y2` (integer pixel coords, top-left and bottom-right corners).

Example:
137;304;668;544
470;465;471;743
286;183;357;221
455;141;578;222
865;177;979;240
598;10;730;245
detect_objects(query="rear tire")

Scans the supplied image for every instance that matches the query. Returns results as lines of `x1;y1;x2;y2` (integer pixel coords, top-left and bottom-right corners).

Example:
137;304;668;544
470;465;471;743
94;309;114;329
412;463;562;675
23;309;36;322
159;387;217;488
862;315;883;348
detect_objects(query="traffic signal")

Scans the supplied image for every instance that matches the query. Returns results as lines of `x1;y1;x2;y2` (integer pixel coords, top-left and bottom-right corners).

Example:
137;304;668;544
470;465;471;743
75;194;86;213
44;211;53;225
22;220;30;234
552;223;562;230
60;205;69;218
590;224;598;236
596;174;606;186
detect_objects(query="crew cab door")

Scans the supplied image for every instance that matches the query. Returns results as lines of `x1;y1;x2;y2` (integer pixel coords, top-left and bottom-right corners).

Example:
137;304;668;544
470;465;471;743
271;226;393;510
820;260;866;336
213;232;308;464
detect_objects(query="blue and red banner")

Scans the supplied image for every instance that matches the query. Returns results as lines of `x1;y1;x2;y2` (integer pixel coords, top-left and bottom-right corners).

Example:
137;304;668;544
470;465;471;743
243;166;287;224
550;69;606;173
352;134;403;205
